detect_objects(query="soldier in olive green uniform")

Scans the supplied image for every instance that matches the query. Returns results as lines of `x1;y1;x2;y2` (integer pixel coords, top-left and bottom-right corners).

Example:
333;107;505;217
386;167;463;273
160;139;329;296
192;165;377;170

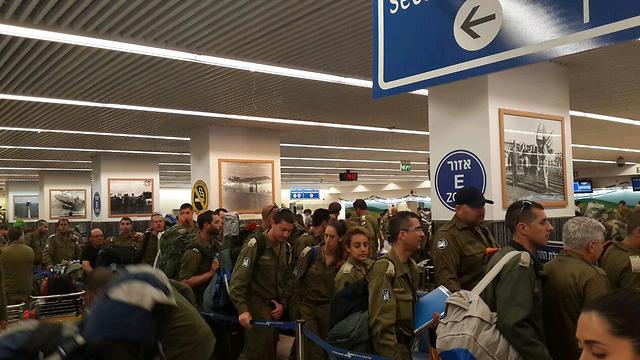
336;226;374;292
42;219;81;268
292;209;330;263
23;219;48;269
543;217;611;360
1;228;34;305
335;258;373;292
0;256;7;330
293;242;340;360
138;213;164;266
108;217;142;248
228;209;295;360
481;200;553;360
347;199;380;259
157;204;199;279
601;213;640;289
432;187;498;292
179;211;222;306
368;212;421;359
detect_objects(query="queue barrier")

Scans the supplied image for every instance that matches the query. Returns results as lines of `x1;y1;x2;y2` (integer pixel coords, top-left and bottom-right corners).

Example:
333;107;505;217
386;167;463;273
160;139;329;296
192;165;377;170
6;303;27;326
201;311;391;360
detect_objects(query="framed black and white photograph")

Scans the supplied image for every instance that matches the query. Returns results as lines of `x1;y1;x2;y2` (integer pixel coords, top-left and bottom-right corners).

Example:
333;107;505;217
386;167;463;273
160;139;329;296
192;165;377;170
108;178;154;217
218;159;275;214
499;109;568;209
49;189;86;219
13;195;39;220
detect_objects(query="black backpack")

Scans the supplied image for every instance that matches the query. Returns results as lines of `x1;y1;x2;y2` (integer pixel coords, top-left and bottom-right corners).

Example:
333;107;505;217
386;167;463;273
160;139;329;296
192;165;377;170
96;246;139;267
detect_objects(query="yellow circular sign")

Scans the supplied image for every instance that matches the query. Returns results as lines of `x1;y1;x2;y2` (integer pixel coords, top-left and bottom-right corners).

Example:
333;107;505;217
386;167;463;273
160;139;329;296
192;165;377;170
192;180;209;214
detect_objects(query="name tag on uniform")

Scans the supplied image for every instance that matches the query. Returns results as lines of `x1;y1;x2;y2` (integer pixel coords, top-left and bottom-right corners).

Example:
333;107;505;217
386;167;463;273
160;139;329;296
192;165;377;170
394;288;407;293
630;256;640;273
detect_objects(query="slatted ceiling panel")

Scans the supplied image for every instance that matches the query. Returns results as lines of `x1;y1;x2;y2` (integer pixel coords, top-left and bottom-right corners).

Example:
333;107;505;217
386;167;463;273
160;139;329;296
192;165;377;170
572;147;640;164
571;117;640;150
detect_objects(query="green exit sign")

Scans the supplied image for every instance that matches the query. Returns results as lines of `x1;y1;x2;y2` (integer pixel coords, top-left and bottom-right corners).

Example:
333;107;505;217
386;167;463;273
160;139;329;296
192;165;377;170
400;163;412;172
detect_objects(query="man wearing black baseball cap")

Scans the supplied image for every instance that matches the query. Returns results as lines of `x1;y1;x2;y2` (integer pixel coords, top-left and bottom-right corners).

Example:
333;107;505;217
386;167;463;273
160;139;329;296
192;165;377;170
431;186;499;292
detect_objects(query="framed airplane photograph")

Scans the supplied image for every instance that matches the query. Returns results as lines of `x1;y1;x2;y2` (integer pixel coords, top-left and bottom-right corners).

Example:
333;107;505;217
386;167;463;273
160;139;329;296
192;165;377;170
49;189;87;219
218;159;275;214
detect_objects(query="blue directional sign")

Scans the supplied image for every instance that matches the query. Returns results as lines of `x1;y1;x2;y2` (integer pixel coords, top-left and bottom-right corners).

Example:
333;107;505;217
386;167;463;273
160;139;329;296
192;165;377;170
537;242;563;263
374;0;640;97
290;187;320;200
93;192;101;217
435;150;487;211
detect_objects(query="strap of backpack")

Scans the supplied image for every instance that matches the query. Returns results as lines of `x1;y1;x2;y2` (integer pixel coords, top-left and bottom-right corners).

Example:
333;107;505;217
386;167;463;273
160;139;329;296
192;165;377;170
471;250;523;295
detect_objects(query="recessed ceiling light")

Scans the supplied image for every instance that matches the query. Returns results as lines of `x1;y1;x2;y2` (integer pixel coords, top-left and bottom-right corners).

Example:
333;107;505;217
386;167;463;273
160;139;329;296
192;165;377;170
0;94;429;136
0;167;91;171
0;158;91;163
281;157;429;165
571;111;640;126
159;162;191;166
281;144;429;153
281;166;428;172
572;159;619;164
0;24;429;96
572;144;640;153
0;145;189;156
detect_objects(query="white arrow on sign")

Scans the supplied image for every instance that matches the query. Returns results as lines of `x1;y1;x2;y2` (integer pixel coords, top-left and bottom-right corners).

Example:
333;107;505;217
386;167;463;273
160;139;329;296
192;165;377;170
453;0;503;51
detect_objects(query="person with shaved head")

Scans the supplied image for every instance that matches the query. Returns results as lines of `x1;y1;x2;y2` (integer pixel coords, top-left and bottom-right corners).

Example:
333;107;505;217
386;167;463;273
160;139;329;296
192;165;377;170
82;228;105;274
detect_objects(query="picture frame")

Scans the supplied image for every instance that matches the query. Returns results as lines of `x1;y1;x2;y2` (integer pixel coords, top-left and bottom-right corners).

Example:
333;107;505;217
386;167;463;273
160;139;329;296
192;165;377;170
13;195;39;220
49;189;87;219
108;178;154;217
499;108;568;209
218;159;275;214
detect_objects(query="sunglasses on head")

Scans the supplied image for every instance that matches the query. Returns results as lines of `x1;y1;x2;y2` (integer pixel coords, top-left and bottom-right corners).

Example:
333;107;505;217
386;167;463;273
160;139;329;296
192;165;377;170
516;200;534;224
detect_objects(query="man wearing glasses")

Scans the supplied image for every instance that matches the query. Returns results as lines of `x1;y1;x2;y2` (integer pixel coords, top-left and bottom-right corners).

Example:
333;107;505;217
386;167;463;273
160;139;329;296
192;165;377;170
368;211;422;359
480;200;554;360
432;186;498;292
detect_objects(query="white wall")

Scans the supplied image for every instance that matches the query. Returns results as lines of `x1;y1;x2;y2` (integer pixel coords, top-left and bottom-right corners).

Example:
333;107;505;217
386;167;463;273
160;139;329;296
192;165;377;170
158;187;191;216
6;181;40;223
191;126;281;214
92;154;160;222
39;171;92;222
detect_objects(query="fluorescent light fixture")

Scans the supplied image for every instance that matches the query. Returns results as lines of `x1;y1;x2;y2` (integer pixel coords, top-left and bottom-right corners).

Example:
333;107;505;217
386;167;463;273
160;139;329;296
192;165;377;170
0;94;429;136
0;158;91;163
281;172;429;178
0;167;90;171
572;144;640;153
0;174;39;177
571;111;640;126
281;144;429;154
159;162;191;166
159;170;191;173
572;159;618;164
0;24;429;96
0;126;189;141
281;166;428;172
281;157;429;165
0;145;189;156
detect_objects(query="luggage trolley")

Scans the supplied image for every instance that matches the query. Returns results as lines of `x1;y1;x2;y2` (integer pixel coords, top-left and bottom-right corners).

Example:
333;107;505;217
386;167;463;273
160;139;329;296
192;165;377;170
417;259;436;292
6;303;27;327
31;291;85;323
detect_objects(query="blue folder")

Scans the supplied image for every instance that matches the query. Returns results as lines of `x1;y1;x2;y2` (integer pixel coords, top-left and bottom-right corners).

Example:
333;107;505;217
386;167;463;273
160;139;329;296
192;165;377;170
414;285;452;335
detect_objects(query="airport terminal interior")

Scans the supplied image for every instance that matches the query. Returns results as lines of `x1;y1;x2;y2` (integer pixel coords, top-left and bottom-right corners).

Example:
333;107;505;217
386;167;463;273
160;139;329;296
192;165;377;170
0;1;639;359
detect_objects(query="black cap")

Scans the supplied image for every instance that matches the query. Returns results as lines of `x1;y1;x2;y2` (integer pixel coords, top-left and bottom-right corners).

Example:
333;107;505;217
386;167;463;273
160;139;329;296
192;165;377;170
353;199;368;210
454;187;493;208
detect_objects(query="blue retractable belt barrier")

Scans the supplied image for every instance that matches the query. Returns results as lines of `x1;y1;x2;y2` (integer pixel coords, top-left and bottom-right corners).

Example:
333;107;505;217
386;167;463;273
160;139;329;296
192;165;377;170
302;328;390;360
200;311;296;330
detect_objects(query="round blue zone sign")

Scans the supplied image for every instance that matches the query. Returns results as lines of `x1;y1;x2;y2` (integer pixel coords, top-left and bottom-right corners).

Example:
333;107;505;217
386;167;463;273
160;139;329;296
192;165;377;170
435;150;487;211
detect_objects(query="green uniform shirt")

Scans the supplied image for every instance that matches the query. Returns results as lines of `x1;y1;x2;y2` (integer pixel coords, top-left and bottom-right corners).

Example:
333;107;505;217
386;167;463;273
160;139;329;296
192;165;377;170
42;232;81;267
228;232;290;315
367;249;419;360
601;241;640;289
294;245;339;303
347;213;380;258
162;286;215;360
292;232;322;265
157;224;199;279
481;242;552;360
108;232;141;248
543;249;610;360
0;258;7;321
178;238;215;306
335;258;373;292
432;216;498;292
140;231;159;266
0;242;34;305
23;232;47;267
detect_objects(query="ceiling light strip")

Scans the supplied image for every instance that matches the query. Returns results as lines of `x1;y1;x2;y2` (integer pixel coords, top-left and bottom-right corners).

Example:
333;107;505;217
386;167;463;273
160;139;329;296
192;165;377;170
0;94;429;136
0;145;189;156
0;24;428;96
0;167;91;171
572;144;640;153
570;111;640;126
281;156;429;165
281;166;428;172
281;144;429;154
0;126;189;141
0;158;91;163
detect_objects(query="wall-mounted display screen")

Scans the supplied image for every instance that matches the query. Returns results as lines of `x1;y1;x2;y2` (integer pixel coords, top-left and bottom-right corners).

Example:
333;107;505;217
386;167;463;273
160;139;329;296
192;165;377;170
574;180;593;194
632;177;640;192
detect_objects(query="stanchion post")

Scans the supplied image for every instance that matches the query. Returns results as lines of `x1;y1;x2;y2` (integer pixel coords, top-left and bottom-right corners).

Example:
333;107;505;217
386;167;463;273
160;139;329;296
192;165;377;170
296;319;306;360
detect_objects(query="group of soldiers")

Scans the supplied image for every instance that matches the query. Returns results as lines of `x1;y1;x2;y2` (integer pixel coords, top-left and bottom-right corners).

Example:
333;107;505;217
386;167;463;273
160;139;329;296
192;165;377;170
431;186;640;360
577;199;640;241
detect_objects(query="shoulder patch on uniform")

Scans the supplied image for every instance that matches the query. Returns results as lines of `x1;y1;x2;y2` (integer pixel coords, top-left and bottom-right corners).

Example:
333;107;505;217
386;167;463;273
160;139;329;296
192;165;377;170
381;289;391;302
191;248;200;254
518;252;531;268
436;239;449;250
247;238;257;247
301;246;312;258
342;262;353;274
384;260;395;277
241;257;251;267
629;255;640;273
